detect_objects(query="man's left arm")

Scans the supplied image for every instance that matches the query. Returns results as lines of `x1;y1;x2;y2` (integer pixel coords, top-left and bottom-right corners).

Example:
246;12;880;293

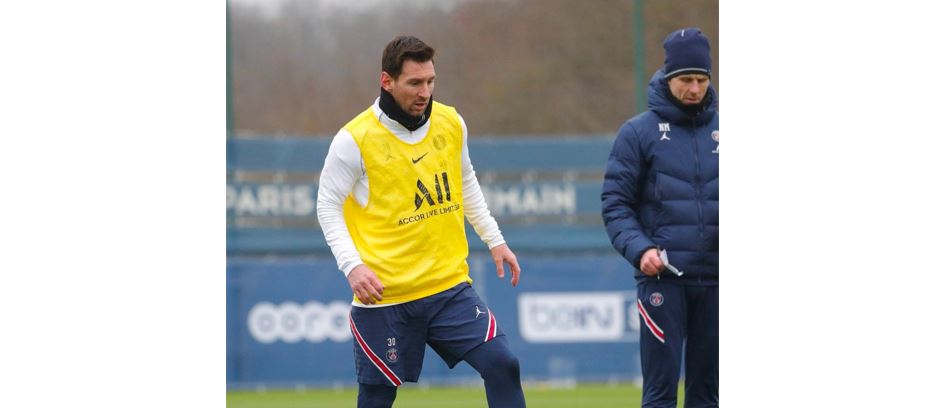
458;114;521;287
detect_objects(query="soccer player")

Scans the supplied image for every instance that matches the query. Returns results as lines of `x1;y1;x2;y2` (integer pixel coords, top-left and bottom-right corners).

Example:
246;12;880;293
316;36;526;408
601;28;719;407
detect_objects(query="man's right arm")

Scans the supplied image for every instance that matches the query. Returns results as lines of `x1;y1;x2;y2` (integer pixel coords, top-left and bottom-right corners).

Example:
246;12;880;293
601;123;659;273
316;130;384;303
317;129;365;276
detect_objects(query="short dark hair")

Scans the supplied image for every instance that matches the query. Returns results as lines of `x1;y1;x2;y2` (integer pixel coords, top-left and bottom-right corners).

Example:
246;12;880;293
381;36;435;78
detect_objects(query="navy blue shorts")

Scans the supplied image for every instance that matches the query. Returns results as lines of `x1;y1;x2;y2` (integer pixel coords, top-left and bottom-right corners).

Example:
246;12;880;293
348;282;503;386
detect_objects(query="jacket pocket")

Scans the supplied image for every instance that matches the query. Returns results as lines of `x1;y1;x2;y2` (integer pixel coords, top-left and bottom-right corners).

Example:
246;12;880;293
655;171;673;201
652;170;664;201
647;171;665;236
652;172;680;236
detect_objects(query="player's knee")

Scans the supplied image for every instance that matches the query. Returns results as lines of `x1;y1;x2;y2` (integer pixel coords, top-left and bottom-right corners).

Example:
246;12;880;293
485;349;521;381
502;352;521;379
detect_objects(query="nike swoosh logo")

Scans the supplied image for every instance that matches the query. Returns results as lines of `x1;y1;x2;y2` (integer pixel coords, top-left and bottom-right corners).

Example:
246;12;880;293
412;152;428;164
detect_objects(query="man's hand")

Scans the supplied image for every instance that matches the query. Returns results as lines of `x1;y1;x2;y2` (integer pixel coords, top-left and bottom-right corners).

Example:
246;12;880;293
490;244;521;287
640;248;664;276
347;264;384;305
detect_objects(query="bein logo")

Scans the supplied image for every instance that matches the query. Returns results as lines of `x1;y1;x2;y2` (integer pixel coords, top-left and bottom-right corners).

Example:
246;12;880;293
247;301;352;344
517;291;639;343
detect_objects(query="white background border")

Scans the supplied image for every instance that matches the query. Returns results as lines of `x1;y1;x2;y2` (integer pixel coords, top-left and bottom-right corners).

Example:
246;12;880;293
2;1;932;406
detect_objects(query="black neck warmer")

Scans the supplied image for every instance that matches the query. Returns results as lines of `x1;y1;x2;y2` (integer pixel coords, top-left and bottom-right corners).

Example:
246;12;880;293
379;88;432;131
664;85;712;118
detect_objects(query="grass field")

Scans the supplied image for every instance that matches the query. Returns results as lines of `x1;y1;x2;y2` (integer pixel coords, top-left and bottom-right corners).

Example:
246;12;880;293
227;383;686;407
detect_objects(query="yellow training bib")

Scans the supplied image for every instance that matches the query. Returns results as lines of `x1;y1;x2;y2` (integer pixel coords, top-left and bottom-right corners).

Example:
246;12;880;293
342;101;471;304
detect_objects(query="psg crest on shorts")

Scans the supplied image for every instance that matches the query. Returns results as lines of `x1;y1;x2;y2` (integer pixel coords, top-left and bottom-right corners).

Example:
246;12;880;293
386;348;398;363
649;292;664;307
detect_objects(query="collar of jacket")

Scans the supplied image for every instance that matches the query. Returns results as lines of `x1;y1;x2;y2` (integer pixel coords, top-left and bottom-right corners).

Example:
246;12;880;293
378;88;432;132
665;85;711;116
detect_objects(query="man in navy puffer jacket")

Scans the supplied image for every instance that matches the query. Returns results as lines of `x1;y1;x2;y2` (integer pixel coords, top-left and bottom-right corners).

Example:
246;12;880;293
601;27;719;408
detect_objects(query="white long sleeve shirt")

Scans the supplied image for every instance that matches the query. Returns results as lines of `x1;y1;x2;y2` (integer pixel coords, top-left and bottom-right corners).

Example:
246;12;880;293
316;98;505;279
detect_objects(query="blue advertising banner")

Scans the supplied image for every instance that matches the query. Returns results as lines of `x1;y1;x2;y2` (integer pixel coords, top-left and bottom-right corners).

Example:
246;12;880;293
227;252;641;389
